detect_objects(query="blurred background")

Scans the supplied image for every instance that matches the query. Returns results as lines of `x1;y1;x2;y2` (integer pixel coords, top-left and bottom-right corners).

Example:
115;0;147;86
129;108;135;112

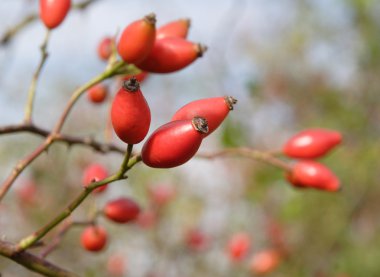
0;0;380;276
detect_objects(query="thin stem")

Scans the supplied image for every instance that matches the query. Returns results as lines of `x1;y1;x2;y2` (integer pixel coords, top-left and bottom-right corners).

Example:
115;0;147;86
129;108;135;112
24;29;50;124
118;144;133;177
0;61;127;202
0;0;99;46
197;147;292;172
17;150;142;251
53;60;125;134
0;14;37;45
0;123;126;154
0;240;78;277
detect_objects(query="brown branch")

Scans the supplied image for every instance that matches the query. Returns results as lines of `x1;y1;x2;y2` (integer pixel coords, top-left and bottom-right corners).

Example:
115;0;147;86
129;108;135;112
0;239;78;277
197;147;292;171
0;60;127;202
0;0;100;46
0;123;125;154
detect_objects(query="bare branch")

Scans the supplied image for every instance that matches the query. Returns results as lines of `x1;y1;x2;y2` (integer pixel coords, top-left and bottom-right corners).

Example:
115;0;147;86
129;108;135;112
0;239;78;277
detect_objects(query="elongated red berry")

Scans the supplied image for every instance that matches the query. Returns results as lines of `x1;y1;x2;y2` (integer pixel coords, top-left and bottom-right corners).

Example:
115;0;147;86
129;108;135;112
287;160;340;191
104;197;141;223
227;232;251;262
87;83;108;104
148;184;176;206
111;77;151;144
39;0;71;29
172;96;237;136
156;18;191;39
117;13;156;64
141;117;208;168
137;37;207;73
97;37;113;61
283;128;342;159
82;164;108;193
80;225;107;252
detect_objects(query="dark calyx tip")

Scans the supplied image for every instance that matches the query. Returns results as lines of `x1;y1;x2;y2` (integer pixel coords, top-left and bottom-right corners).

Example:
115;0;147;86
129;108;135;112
196;44;208;57
192;116;209;134
183;18;191;28
224;96;238;110
122;77;140;92
144;13;157;25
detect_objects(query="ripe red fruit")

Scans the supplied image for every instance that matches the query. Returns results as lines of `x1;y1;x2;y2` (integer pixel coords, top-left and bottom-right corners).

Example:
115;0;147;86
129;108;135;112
80;225;107;252
117;13;156;64
172;96;237;136
87;83;108;104
82;164;108;193
249;249;281;275
141;117;208;168
97;37;113;61
39;0;71;29
283;128;342;159
287;160;340;191
227;232;251;262
156;18;191;39
137;37;207;73
111;77;151;144
104;197;141;223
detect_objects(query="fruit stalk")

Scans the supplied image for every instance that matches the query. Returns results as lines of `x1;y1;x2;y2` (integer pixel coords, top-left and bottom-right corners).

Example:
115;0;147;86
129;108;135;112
24;29;50;124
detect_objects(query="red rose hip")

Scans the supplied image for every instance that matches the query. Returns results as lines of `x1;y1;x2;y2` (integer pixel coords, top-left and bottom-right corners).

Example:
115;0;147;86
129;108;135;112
111;77;151;144
117;13;156;64
87;83;108;104
287;160;340;192
39;0;71;29
137;37;207;73
141;117;208;168
227;232;251;262
80;225;107;252
104;197;141;223
97;37;113;61
283;128;342;159
249;249;281;275
172;96;237;136
156;18;191;39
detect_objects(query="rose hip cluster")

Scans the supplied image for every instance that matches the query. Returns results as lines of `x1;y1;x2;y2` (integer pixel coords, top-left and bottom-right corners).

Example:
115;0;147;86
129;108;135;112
80;196;141;252
283;129;343;191
111;77;237;168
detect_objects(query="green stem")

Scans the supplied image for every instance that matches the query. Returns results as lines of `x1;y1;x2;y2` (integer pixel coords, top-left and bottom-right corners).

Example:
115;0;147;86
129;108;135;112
17;151;142;251
0;61;130;203
24;29;50;124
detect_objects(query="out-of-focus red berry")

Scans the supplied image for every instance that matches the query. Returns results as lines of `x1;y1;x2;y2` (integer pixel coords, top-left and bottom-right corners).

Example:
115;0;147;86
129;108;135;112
227;232;251;262
249;249;281;275
104;197;141;223
97;37;113;61
287;160;340;192
283;128;342;159
87;83;108;104
16;180;37;205
80;225;107;252
185;228;209;251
